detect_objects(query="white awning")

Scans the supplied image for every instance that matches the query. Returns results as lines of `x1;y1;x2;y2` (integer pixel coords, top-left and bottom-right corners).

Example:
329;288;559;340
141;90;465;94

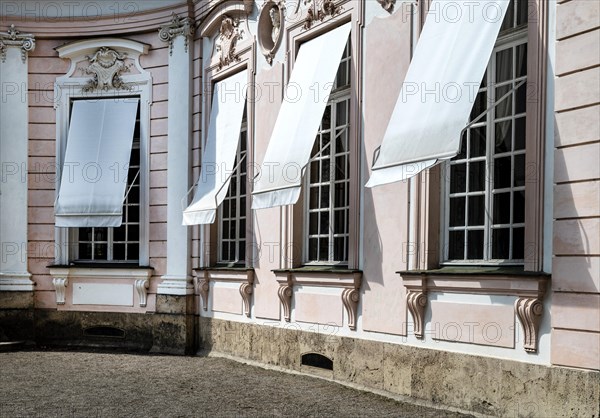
183;70;248;225
55;98;139;227
367;0;510;187
252;22;351;209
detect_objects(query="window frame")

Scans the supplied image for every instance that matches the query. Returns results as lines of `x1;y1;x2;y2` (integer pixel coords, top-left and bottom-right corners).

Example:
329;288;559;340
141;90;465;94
303;40;352;265
430;0;548;271
442;26;529;266
217;115;249;265
54;40;152;267
68;98;143;263
287;10;363;270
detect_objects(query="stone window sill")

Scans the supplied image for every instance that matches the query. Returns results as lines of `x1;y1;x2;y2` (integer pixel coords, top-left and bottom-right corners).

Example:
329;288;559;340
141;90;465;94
397;267;550;353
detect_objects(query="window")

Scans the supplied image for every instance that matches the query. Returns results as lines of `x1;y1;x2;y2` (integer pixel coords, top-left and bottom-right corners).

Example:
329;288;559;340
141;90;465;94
444;0;527;264
71;100;141;263
305;39;351;264
218;113;248;264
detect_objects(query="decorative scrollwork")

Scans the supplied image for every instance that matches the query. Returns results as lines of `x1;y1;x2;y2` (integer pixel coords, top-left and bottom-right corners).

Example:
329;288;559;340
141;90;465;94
277;284;293;322
341;288;360;331
239;282;253;317
0;24;35;63
52;277;68;305
377;0;396;13
135;279;149;307
303;0;343;31
515;297;544;353
81;47;131;92
407;291;427;339
158;13;195;55
216;15;244;70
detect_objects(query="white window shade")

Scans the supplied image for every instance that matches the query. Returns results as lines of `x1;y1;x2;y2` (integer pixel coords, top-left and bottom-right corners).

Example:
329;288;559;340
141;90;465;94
55;98;139;227
183;70;248;225
367;0;510;187
252;22;352;209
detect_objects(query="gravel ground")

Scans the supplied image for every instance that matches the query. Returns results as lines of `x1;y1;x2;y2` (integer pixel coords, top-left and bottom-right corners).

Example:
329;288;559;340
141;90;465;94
0;350;471;418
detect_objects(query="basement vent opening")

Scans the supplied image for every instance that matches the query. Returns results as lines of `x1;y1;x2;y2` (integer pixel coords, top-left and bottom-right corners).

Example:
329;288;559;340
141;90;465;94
301;353;333;370
83;326;125;338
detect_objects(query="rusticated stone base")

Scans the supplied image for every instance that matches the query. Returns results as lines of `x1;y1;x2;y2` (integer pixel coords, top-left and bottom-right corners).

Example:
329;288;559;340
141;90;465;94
198;317;600;418
0;291;34;343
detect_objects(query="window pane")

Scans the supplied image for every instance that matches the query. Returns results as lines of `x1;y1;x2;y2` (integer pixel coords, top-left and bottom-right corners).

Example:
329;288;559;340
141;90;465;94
449;197;466;227
308;238;318;261
334;209;346;234
514;117;526;150
513;227;525;259
493;157;512;189
495;120;512;154
467;230;484;260
319;238;329;261
79;243;92;260
514;154;525;187
319;211;329;235
336;101;347;126
515;83;527;114
496;48;513;83
335;156;347;180
469;161;485;192
470;91;487;122
79;228;93;241
499;0;515;32
309;213;319;235
221;242;229;261
127;244;139;261
495;85;513;119
468;195;485;226
94;228;108;241
321;105;331;130
114;226;126;242
516;0;528;27
513;190;525;224
492;228;510;259
450;164;467;193
113;244;125;260
321;132;331;155
238;241;246;262
457;133;467;160
309;187;319;209
334;183;347;207
334;237;346;262
516;43;528;78
448;231;465;260
321;160;331;182
470;127;486;158
94;243;108;260
493;192;511;224
320;185;330;209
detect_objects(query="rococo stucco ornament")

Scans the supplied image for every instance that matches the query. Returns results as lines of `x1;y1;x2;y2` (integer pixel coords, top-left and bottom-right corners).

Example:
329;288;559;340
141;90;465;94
302;0;342;30
82;47;132;92
158;13;195;55
377;0;396;13
258;1;284;65
0;24;35;63
216;16;244;70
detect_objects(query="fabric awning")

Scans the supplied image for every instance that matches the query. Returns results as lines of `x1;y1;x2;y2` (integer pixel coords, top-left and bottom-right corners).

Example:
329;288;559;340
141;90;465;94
367;0;510;187
252;22;352;209
55;98;139;227
183;70;248;225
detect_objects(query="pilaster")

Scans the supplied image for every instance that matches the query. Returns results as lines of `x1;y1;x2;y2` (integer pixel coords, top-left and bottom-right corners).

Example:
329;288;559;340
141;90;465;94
0;25;35;291
157;14;195;295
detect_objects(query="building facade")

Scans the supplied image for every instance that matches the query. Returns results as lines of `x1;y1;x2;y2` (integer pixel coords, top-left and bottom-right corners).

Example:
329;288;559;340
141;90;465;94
0;0;598;415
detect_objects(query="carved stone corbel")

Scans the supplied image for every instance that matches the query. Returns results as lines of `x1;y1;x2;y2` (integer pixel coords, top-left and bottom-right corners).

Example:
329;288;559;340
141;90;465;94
135;279;149;307
515;297;543;353
0;24;35;63
198;277;210;311
158;13;195;55
407;291;427;339
239;282;253;317
277;279;293;322
52;277;68;305
341;288;359;331
377;0;396;13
